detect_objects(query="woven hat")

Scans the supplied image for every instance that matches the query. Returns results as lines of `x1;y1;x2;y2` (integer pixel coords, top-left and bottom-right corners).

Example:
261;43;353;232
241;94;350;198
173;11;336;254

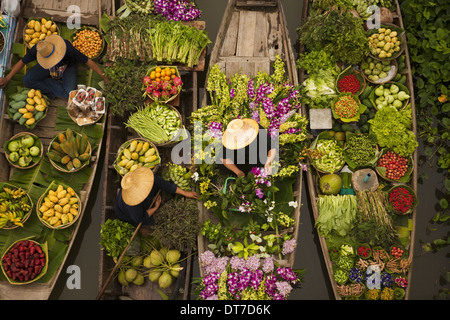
36;35;67;69
222;118;259;150
121;167;155;206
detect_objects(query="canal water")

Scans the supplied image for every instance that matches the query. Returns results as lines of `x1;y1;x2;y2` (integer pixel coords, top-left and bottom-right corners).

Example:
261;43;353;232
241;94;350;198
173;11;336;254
51;0;448;300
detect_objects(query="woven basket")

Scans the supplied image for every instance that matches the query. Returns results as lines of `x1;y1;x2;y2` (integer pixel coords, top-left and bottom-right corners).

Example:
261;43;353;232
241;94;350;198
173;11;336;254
3;132;43;169
361;58;398;85
367;23;406;61
0;238;48;285
143;66;182;104
113;138;161;176
48;130;92;173
0;183;33;230
71;26;105;60
36;180;82;229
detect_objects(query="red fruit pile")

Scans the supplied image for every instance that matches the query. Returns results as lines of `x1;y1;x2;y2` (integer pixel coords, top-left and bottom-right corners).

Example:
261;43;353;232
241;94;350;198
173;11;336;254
2;240;46;282
389;186;415;214
391;246;404;259
143;75;182;102
338;74;360;95
357;245;371;258
378;151;408;180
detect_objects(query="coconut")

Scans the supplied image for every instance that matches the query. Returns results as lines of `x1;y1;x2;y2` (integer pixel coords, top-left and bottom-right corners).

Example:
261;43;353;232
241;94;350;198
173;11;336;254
166;249;181;264
143;255;153;268
158;271;173;289
118;269;128;286
148;270;162;282
125;268;138;282
320;174;342;195
132;273;145;286
170;263;181;278
131;255;143;267
159;247;169;258
150;249;164;266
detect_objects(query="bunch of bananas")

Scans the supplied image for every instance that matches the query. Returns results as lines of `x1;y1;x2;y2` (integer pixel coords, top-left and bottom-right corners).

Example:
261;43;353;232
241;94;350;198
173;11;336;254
0;187;31;228
162;163;192;191
124;0;154;15
351;0;373;20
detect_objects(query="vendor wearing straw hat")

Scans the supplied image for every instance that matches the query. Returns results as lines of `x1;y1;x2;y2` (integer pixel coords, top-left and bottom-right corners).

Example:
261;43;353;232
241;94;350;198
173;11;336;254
218;118;277;177
0;34;107;99
114;167;198;226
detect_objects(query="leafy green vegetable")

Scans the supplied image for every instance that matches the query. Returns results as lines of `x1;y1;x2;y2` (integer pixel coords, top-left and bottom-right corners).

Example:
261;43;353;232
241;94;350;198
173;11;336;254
100;219;135;259
368;104;418;157
315;195;358;237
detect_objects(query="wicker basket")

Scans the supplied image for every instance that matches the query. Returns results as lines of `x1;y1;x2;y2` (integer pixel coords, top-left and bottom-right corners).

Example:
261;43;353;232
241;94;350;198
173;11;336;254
0;238;48;285
361;58;398;85
367;23;406;61
71;26;105;60
113;138;161;176
47;130;92;173
0;183;33;230
36;180;82;229
375;149;414;183
3;132;43;169
387;184;418;215
143;66;182;104
23;18;60;49
370;82;410;111
336;66;366;96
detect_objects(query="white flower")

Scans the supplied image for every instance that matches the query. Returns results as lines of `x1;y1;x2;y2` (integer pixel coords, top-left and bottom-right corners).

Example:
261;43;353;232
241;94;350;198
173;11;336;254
191;172;199;182
288;201;298;208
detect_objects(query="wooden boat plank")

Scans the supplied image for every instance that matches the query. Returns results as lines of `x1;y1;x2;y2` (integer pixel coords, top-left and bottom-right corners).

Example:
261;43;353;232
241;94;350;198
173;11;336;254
267;10;283;61
220;10;240;57
236;10;257;57
253;11;269;57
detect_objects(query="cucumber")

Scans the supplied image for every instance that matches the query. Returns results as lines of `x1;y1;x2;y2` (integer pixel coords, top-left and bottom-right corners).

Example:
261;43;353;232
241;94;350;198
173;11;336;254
393;73;402;82
35;111;45;121
362;99;372;109
19;116;27;125
360;86;373;100
13;112;22;121
399;75;407;85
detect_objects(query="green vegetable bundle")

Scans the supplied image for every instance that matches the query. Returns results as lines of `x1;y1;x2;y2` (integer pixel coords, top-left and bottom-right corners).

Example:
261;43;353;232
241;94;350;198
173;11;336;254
315;194;358;237
146;103;181;140
311;139;345;173
125;105;170;145
99;219;135;259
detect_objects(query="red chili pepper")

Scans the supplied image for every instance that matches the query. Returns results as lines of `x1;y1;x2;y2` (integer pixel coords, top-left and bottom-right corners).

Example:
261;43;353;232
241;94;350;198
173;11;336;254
338;74;361;95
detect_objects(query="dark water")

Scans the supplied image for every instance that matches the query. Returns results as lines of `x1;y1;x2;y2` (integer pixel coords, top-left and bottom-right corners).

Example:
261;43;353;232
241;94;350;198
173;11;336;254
52;0;448;300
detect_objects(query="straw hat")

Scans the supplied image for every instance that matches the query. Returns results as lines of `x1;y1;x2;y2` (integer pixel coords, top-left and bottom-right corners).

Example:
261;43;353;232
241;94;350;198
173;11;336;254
121;167;155;206
36;35;67;69
222;118;259;150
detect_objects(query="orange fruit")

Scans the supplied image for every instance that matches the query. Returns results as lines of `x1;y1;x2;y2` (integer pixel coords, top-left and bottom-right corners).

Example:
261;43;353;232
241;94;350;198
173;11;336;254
155;67;162;73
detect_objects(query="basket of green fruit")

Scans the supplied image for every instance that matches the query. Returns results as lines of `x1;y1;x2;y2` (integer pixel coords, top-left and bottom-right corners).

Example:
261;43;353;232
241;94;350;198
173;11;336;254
3;132;43;169
361;57;398;84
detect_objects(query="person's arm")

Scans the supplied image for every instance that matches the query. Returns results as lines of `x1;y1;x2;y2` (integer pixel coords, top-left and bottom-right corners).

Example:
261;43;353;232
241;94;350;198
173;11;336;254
221;158;245;177
146;194;162;218
0;60;25;87
86;59;108;84
264;148;277;174
176;187;199;199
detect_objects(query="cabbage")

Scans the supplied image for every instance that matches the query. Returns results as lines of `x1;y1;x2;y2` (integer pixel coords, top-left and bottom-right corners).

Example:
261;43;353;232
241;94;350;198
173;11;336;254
302;68;337;98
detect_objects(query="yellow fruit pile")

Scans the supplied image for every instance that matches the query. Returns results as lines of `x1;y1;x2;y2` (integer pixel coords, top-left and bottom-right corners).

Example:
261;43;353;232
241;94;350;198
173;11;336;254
39;185;79;228
368;28;401;59
24;18;58;48
72;29;103;59
115;140;160;176
10;89;48;127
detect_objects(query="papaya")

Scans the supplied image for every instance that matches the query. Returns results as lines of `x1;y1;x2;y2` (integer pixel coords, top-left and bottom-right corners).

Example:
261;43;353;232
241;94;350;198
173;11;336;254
78;152;90;162
51;141;64;154
76;135;81;154
65;128;73;141
72;158;82;169
79;134;89;155
66;161;74;171
47;151;62;163
58;132;66;143
60;141;76;158
60;155;71;165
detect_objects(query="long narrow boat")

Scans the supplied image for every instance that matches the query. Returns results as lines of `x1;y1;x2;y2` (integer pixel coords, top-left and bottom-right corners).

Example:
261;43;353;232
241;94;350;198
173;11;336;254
97;5;206;298
300;0;418;300
196;0;302;275
0;0;111;299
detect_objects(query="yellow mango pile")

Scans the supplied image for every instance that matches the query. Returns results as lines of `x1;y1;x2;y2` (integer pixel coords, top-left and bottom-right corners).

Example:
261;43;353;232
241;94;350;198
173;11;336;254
24;18;58;48
39;185;79;228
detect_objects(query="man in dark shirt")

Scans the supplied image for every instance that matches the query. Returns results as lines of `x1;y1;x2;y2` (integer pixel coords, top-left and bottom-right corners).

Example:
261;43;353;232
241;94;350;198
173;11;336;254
114;167;198;226
0;34;107;99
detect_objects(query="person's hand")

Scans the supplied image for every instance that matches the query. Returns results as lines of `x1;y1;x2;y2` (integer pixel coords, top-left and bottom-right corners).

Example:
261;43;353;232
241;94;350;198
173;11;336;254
236;170;245;177
264;162;272;175
0;77;10;88
184;191;199;199
152;194;162;209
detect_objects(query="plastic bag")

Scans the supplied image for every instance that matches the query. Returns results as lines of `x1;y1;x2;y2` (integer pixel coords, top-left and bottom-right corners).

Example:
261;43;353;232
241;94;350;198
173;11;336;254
1;0;21;17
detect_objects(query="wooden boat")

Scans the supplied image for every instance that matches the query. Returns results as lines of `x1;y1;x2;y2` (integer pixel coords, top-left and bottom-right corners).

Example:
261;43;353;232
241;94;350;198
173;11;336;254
0;0;113;300
196;0;302;275
299;0;418;300
97;5;206;298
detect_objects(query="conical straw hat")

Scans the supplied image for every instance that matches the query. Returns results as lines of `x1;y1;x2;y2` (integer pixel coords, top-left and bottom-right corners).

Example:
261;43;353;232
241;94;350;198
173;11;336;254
36;35;67;69
121;167;155;206
222;118;259;150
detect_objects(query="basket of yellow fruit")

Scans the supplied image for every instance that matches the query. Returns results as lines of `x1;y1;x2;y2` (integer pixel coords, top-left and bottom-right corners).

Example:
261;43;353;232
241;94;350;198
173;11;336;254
36;181;81;229
23;18;59;49
71;26;104;60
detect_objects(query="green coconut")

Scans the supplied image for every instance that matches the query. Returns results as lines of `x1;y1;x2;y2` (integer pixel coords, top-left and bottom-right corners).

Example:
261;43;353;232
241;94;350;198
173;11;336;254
125;268;138;282
150;249;164;266
320;174;342;195
170;263;181;278
132;273;145;286
158;271;173;289
159;247;169;258
143;255;153;268
148;270;162;282
118;269;128;286
166;249;181;264
131;255;143;267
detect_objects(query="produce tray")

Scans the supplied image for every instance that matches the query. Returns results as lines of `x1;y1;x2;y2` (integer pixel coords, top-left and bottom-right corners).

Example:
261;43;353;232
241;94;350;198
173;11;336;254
3;132;43;170
0;182;33;230
36;180;82;230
